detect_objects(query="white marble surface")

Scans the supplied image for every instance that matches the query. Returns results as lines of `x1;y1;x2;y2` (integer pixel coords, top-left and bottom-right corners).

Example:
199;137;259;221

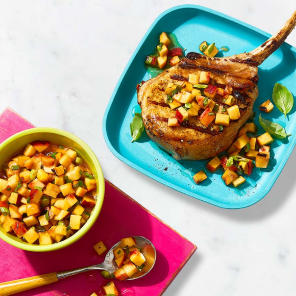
1;0;296;295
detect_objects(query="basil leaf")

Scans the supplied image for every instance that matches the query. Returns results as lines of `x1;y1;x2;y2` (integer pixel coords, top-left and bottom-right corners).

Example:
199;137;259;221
130;113;144;143
73;180;84;188
272;83;294;117
166;95;173;104
84;172;94;179
171;86;181;96
11;165;19;170
49;152;57;159
259;114;291;139
64;176;73;183
35;186;42;192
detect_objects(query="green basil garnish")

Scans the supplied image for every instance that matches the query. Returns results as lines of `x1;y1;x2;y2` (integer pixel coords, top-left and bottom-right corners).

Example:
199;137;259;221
83;210;91;216
213;104;219;113
166;95;173;104
84;172;94;179
35;186;42;192
59;146;64;149
130;113;144;143
48;152;57;159
11;165;19;170
64;176;73;183
219;125;224;131
27;197;31;203
259;114;291;139
171;86;182;96
73;180;84;188
272;83;294;117
67;226;71;232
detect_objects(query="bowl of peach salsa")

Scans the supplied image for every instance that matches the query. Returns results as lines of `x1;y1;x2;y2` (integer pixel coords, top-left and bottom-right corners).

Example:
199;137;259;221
0;128;104;252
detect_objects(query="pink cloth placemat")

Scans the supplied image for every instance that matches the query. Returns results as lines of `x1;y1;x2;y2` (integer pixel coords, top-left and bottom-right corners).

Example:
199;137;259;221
0;107;197;296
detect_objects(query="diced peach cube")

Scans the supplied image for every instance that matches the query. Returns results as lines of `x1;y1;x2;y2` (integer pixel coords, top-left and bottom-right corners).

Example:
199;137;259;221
206;156;222;173
93;241;107;256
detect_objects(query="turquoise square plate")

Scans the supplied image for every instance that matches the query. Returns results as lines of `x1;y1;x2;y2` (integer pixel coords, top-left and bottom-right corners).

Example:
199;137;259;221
103;5;296;209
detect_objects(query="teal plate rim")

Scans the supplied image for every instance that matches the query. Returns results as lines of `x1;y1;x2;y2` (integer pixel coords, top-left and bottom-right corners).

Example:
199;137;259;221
102;4;296;209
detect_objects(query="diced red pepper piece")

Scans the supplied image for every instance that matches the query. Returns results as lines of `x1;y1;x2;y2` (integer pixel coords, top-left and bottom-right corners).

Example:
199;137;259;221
199;108;215;127
169;47;183;57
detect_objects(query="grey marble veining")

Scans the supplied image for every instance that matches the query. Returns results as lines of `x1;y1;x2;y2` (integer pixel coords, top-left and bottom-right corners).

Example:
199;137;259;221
0;1;296;295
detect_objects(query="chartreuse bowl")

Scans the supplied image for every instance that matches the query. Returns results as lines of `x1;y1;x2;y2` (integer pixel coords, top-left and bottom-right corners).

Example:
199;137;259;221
0;128;105;252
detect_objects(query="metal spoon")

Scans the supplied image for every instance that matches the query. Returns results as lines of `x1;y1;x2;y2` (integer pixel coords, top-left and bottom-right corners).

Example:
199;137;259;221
0;236;157;296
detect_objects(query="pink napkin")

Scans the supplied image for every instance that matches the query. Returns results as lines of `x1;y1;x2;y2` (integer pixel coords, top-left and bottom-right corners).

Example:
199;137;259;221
0;108;197;296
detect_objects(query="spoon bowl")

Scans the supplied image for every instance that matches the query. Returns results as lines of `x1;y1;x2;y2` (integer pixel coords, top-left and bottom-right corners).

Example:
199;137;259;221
57;236;156;280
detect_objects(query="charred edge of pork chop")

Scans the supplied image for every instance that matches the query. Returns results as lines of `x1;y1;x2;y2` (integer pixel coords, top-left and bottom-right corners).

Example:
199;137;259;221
138;53;259;160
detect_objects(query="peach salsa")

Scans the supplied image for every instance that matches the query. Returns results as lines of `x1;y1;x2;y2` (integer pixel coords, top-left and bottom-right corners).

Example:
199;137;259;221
90;237;155;296
0;140;97;245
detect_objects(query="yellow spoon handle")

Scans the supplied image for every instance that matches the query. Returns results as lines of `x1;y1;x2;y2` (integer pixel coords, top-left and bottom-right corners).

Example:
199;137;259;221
0;272;58;296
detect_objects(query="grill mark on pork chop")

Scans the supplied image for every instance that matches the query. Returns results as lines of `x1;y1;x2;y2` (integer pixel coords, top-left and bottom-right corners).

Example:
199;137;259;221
186;52;259;66
232;90;249;103
170;74;188;81
149;100;170;108
146;116;221;136
179;60;225;75
229;57;259;66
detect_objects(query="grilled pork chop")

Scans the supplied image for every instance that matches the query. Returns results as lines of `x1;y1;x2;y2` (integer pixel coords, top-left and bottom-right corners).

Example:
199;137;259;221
138;11;296;160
